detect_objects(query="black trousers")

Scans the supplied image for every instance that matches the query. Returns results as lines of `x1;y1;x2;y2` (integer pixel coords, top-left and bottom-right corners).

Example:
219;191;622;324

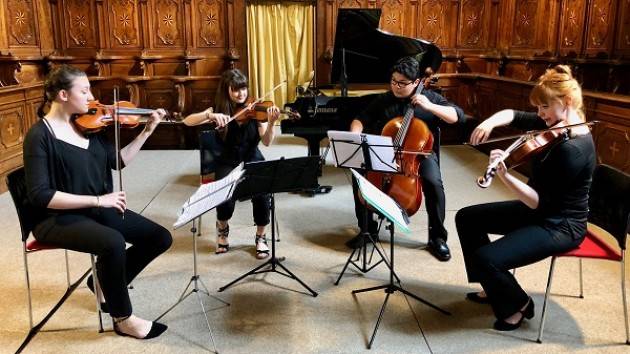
215;163;271;226
354;152;447;241
455;200;583;319
33;208;172;317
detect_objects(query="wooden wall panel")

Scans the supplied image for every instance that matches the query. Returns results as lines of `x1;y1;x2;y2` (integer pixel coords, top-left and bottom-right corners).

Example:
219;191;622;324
64;0;98;48
584;0;616;57
615;0;630;57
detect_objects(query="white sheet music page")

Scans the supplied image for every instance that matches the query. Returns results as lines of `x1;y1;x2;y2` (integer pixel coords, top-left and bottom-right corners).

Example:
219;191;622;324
327;130;397;172
174;163;244;229
350;169;411;233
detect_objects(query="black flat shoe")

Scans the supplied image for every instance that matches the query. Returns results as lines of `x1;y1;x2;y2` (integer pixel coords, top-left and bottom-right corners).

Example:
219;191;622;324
113;319;168;339
87;276;109;313
345;231;379;249
466;292;490;304
493;315;524;331
521;297;535;319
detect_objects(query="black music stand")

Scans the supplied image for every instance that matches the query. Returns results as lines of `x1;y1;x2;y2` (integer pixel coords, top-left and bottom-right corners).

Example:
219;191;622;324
157;166;243;353
328;131;401;285
218;156;319;297
351;170;451;349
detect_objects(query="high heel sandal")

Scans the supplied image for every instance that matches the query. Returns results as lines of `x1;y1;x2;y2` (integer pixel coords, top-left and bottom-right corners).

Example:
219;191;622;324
215;222;229;254
255;234;269;259
493;297;534;331
112;316;168;339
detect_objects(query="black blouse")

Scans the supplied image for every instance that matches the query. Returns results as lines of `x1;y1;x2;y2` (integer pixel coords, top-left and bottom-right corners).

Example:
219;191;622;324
510;111;596;238
216;119;264;167
23;119;120;216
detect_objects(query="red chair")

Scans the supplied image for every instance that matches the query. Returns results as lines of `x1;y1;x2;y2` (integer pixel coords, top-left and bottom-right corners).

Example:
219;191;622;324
7;168;103;352
537;164;630;344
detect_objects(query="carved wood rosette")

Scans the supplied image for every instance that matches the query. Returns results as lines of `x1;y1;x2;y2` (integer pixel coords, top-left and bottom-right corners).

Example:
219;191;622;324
584;0;615;57
458;0;486;48
198;0;224;47
380;0;407;36
419;0;449;47
155;0;182;47
65;0;96;48
559;0;586;55
110;0;140;47
512;0;537;47
6;0;37;46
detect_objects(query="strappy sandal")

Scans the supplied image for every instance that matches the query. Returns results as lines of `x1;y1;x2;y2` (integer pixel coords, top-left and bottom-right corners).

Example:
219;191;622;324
255;234;269;259
215;222;229;254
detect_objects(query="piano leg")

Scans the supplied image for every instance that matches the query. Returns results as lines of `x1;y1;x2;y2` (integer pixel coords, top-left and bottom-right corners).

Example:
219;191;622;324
297;134;332;196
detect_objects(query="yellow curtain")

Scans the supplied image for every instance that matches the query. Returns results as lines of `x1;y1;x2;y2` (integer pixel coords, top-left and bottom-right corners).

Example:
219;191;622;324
246;1;314;110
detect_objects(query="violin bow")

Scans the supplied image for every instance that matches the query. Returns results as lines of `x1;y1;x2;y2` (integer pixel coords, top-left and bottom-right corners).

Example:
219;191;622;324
467;120;599;145
113;87;125;218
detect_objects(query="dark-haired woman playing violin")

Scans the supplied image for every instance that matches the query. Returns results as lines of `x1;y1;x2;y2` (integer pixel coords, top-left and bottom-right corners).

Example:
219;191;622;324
24;64;172;339
183;68;280;258
456;65;595;331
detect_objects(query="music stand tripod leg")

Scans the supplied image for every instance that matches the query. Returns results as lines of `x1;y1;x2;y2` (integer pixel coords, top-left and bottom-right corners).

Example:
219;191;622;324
352;221;450;349
157;217;228;353
218;195;318;297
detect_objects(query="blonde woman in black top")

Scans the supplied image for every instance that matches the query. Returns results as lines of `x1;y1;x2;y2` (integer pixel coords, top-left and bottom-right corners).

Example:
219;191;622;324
24;65;172;339
457;65;596;331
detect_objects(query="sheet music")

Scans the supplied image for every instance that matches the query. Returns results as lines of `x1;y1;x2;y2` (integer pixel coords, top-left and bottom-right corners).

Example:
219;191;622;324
327;130;398;172
350;169;410;233
174;163;244;229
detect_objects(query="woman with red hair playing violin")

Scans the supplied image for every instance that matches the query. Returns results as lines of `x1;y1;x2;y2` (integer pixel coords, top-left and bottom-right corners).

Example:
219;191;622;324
24;64;172;339
456;65;595;331
183;68;280;259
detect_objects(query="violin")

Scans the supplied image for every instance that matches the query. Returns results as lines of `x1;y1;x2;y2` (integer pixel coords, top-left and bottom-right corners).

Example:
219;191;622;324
476;121;596;188
233;100;300;123
73;100;173;134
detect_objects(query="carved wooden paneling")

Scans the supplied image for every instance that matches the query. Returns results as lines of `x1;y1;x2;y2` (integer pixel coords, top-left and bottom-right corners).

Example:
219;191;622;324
153;0;184;47
109;0;141;47
512;0;537;48
6;0;38;46
419;0;452;48
559;0;587;56
64;0;97;48
379;0;412;37
196;0;225;47
0;107;24;149
584;0;616;57
457;0;487;49
615;0;630;57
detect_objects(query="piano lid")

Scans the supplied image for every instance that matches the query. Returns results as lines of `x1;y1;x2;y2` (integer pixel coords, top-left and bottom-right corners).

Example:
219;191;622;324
330;8;442;84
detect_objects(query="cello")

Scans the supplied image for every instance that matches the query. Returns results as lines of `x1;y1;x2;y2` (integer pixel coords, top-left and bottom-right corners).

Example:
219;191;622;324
365;79;433;216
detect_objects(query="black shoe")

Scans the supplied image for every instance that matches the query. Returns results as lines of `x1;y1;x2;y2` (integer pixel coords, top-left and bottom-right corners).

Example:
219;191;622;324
345;232;378;249
87;276;109;313
466;291;490;304
113;318;168;339
492;297;534;331
427;238;451;261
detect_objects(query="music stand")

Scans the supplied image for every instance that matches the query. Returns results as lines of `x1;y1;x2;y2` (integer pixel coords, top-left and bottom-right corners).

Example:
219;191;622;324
350;169;450;349
157;165;244;353
327;131;401;285
218;156;320;297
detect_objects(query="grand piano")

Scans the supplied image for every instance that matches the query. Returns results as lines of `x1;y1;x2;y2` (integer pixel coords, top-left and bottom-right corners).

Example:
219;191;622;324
282;8;443;159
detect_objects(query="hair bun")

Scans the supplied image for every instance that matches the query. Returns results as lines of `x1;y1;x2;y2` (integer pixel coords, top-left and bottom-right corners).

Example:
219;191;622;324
553;65;573;78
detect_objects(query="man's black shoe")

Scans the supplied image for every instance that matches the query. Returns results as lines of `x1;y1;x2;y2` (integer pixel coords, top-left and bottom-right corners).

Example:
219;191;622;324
427;238;451;261
345;232;379;249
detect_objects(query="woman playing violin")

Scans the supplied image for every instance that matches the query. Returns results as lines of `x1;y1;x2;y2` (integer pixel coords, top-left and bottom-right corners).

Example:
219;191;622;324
24;65;172;339
182;68;280;259
456;65;595;331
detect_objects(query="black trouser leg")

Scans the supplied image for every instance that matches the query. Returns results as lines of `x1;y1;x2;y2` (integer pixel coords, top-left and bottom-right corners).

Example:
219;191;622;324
419;153;447;242
455;201;582;319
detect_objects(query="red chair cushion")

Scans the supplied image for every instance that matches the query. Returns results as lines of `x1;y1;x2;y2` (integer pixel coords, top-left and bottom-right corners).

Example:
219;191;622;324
558;228;622;261
25;239;60;252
